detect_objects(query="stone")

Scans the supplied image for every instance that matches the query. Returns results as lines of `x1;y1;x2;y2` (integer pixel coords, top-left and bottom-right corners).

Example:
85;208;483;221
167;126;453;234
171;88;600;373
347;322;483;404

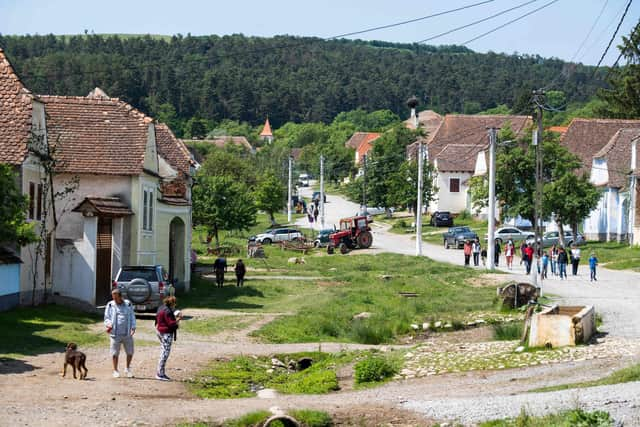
434;321;442;328
353;312;372;320
329;268;337;271
514;346;525;353
257;388;278;399
266;369;274;374
379;274;392;280
444;323;453;329
271;358;287;369
287;257;306;264
422;322;431;330
411;324;420;330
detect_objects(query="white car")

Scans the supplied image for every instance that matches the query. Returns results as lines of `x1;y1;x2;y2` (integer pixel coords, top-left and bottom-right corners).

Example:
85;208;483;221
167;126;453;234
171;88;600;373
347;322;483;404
254;228;303;244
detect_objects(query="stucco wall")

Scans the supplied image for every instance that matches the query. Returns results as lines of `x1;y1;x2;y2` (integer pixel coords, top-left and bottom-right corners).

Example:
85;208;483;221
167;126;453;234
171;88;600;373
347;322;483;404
156;204;192;292
430;171;472;213
583;188;629;241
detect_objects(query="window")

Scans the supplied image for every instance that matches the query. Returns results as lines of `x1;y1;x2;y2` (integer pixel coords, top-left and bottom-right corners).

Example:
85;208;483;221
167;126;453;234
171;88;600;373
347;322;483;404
142;187;154;232
449;178;460;193
28;182;35;219
36;184;43;220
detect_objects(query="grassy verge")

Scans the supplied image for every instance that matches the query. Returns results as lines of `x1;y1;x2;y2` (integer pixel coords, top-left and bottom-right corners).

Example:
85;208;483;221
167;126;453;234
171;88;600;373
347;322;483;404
180;315;255;336
178;409;333;427
530;362;640;393
480;408;612;427
492;321;524;341
382;212;488;245
189;350;396;398
0;305;106;358
581;241;640;271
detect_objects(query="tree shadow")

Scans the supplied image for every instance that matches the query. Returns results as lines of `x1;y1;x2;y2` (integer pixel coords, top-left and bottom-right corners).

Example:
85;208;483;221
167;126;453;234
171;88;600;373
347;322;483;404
180;277;266;310
0;357;40;375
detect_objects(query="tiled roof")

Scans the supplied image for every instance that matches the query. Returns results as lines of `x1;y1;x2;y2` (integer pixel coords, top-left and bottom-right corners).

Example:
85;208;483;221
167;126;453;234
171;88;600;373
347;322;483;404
41;91;152;175
156;123;192;176
404;109;444;139
260;118;273;137
0;48;33;165
547;126;568;135
434;144;485;172
593;128;640;189
345;132;381;150
562;118;640;175
356;138;376;159
72;196;134;217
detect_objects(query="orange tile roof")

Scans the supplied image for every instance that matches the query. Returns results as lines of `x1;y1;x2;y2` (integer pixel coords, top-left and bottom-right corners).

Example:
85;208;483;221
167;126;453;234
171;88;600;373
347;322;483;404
547;126;568;135
41;91;153;175
345;132;381;150
260;118;273;137
0;48;34;165
356;137;377;160
155;123;193;176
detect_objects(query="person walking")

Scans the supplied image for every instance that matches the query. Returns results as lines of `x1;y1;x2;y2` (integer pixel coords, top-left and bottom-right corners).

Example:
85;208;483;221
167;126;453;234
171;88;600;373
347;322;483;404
463;240;472;266
570;245;581;276
155;296;182;381
519;241;527;265
589;252;598;282
523;244;534;275
550;244;558;276
504;239;515;269
234;259;246;287
481;248;487;266
313;207;319;223
557;247;568;280
213;256;227;287
494;239;501;267
472;239;481;266
104;288;136;378
541;251;549;279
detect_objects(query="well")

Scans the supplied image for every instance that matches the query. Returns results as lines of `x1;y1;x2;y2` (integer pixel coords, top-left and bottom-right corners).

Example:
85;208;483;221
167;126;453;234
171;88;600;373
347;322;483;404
528;305;595;348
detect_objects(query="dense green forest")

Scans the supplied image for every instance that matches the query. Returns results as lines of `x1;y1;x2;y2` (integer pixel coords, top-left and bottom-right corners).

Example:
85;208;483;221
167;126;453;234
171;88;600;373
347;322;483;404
0;33;607;135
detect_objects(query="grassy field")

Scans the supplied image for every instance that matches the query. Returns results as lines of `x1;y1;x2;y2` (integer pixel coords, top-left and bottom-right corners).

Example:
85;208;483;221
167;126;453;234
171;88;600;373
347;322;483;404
531;361;640;393
382;212;488;245
178;409;332;427
180;315;255;336
481;408;612;427
0;305;107;358
581;241;640;271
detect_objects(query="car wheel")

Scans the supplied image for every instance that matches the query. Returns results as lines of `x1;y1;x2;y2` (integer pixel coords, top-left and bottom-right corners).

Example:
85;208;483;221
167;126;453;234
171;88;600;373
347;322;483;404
444;239;449;249
262;238;272;245
313;240;320;248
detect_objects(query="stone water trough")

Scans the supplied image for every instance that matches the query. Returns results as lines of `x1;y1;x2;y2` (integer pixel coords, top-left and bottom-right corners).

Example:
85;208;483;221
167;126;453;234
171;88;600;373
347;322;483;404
529;305;596;348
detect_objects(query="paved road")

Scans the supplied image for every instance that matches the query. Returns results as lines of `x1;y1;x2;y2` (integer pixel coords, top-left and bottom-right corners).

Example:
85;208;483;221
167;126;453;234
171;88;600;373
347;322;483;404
298;185;640;339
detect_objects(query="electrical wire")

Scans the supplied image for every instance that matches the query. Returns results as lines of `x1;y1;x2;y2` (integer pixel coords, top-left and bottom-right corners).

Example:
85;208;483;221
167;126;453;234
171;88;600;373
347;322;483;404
593;0;633;70
417;0;538;44
462;0;561;45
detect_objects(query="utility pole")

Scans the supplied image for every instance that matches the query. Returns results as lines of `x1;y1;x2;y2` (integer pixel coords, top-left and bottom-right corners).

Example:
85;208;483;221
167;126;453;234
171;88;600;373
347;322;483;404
287;155;293;224
320;154;325;228
362;154;367;212
487;127;498;270
407;95;423;256
532;89;545;288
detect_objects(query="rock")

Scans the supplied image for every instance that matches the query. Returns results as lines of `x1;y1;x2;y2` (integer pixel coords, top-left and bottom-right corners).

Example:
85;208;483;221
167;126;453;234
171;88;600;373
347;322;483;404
287;257;305;264
329;268;337;271
257;388;278;399
475;319;486;325
271;358;287;369
353;312;372;320
514;346;525;353
422;322;431;330
297;357;313;371
379;274;392;280
444;323;453;329
266;368;274;374
434;321;442;328
411;324;420;330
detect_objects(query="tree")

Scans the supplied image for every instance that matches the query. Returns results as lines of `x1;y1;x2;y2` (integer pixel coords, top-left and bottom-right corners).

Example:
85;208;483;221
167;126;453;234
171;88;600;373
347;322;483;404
199;146;256;188
254;173;286;225
183;117;211;139
192;175;257;247
597;21;640;118
0;164;37;245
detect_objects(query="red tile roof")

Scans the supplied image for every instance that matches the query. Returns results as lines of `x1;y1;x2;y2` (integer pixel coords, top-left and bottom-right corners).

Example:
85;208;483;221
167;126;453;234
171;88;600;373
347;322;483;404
592;128;640;189
260;118;273;137
156;123;193;176
404;109;444;139
434;144;485;172
356;136;378;161
547;126;568;135
0;48;34;165
41;91;153;175
561;118;640;175
345;132;381;150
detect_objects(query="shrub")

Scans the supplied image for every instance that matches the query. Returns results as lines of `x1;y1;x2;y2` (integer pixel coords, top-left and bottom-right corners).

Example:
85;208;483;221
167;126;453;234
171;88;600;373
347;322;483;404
223;410;271;427
397;219;408;228
289;409;333;427
278;370;339;394
350;318;394;344
354;356;397;384
492;322;524;341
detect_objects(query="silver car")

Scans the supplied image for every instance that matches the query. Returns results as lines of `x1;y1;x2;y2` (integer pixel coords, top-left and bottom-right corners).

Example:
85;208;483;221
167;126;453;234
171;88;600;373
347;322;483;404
113;265;171;312
526;230;585;248
486;227;534;245
254;228;303;245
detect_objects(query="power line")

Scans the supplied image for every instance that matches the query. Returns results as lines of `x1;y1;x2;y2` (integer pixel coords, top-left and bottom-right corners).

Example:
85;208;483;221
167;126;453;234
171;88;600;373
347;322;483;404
331;0;496;39
594;0;633;69
462;0;561;45
417;0;538;44
569;0;610;63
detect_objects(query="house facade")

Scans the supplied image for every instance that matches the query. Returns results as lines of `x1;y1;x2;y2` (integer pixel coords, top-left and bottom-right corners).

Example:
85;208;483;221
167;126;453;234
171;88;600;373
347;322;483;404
42;91;194;307
561;118;640;242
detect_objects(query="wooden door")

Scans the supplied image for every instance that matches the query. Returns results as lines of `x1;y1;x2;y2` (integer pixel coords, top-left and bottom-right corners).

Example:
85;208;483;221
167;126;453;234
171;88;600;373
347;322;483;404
95;217;113;305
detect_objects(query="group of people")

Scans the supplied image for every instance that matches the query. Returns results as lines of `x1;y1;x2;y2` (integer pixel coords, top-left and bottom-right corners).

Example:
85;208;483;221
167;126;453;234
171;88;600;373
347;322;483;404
462;239;599;282
307;198;320;225
104;288;182;381
213;256;246;287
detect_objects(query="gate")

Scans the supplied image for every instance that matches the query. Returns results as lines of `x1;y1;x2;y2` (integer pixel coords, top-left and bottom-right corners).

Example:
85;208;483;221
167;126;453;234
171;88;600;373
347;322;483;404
95;217;113;305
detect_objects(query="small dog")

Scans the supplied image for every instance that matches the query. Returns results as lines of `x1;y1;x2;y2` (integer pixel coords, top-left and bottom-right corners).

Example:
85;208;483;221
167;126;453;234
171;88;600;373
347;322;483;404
61;342;88;380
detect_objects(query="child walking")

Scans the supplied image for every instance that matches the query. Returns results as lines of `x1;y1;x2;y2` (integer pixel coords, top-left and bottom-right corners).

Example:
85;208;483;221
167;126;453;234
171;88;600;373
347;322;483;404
589;252;598;282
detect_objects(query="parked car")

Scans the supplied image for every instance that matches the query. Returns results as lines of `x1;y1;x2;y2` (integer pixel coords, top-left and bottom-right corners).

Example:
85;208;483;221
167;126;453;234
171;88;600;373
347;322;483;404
313;228;335;247
429;211;454;227
312;191;326;203
526;230;586;248
113;265;171;312
443;226;479;249
253;228;303;244
299;173;310;187
485;227;534;245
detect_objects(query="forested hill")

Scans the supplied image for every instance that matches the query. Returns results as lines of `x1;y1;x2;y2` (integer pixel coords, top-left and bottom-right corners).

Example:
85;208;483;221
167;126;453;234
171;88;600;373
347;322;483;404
0;33;605;127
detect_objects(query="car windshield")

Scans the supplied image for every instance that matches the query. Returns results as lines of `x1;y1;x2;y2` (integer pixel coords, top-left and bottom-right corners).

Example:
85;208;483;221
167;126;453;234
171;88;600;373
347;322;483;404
119;269;157;282
456;227;471;233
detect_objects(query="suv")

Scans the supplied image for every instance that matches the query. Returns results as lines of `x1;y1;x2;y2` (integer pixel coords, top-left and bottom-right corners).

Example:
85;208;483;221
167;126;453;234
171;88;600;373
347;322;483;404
113;265;170;312
254;228;303;244
430;211;453;227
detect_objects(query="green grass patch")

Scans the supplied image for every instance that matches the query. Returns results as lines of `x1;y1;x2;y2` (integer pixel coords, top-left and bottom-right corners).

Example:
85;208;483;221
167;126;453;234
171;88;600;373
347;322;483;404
480;408;612;427
383;213;487;245
180;315;254;336
189;350;376;398
178;408;333;427
354;354;400;384
531;361;640;393
288;409;333;427
0;305;106;358
492;322;524;341
581;241;640;272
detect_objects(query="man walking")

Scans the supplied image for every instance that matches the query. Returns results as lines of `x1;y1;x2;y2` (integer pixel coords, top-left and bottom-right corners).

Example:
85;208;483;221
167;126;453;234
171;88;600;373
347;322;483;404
104;288;136;378
234;259;246;287
557;247;568;280
472;239;481;267
213;256;227;287
570;245;581;276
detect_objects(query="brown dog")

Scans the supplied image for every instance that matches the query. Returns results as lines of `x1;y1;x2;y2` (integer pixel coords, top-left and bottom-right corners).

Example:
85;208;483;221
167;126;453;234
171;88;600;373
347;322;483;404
61;342;88;380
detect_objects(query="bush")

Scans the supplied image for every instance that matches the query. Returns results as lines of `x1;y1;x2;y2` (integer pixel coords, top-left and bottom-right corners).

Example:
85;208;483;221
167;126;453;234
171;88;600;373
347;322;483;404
222;410;271;427
397;219;408;228
354;356;397;384
492;322;524;341
278;370;339;394
350;318;394;345
289;409;333;427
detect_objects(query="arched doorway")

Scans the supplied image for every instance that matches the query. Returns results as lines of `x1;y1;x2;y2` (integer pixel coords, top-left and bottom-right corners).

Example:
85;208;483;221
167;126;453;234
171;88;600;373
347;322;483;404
169;217;185;290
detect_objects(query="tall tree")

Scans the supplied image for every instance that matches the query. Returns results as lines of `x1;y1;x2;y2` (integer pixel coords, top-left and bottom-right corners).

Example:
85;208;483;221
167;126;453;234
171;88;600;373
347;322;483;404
254;173;286;225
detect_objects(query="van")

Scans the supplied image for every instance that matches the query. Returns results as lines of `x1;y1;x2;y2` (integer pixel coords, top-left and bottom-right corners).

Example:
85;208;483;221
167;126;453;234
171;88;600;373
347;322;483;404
299;173;310;187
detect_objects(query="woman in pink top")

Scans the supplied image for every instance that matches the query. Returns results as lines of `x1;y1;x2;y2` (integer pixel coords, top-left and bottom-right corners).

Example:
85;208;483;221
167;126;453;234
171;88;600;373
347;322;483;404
463;240;472;266
504;239;515;269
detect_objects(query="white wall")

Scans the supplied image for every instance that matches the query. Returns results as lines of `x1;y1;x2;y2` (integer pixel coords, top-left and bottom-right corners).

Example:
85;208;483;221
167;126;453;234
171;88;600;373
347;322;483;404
430;171;472;213
584;188;621;241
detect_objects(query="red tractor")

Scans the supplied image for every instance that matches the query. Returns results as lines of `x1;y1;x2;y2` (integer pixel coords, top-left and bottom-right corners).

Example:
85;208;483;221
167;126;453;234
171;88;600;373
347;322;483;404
327;216;373;254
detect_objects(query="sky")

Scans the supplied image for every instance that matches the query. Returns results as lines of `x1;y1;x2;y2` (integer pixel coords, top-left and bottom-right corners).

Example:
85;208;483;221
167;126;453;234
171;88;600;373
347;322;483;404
0;0;638;66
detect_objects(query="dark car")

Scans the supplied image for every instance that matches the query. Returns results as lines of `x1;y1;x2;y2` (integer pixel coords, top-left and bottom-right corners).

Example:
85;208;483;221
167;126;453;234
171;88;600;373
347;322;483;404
430;211;454;227
313;228;335;247
443;226;479;249
312;191;327;203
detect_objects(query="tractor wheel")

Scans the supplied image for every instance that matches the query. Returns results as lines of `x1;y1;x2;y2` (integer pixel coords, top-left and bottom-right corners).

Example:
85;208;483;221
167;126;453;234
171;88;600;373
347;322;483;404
356;231;373;249
339;243;349;254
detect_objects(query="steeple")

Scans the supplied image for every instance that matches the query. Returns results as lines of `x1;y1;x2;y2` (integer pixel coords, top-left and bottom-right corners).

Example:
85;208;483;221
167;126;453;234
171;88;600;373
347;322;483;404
259;118;273;144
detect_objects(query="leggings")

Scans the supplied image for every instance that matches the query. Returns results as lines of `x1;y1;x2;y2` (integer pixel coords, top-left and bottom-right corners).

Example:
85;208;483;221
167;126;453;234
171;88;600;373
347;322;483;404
156;332;173;376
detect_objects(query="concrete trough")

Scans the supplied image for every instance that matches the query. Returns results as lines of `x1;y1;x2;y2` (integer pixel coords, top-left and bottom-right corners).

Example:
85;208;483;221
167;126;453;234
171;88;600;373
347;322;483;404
529;305;596;348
